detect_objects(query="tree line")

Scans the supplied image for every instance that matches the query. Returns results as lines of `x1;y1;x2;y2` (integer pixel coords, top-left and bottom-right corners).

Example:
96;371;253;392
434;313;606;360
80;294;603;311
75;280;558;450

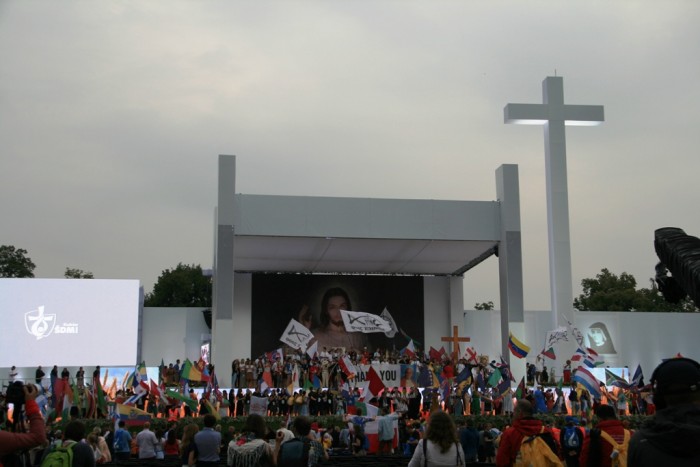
2;244;696;312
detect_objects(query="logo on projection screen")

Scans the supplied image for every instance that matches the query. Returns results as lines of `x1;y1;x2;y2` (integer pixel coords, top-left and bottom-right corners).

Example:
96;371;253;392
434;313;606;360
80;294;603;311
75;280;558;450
24;306;79;340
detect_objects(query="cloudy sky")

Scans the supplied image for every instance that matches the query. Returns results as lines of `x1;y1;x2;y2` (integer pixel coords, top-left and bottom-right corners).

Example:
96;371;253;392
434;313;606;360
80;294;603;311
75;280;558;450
2;1;699;311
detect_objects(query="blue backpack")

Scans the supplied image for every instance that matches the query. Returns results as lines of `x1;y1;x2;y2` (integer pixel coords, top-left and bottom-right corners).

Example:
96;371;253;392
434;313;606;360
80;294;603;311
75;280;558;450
563;426;580;450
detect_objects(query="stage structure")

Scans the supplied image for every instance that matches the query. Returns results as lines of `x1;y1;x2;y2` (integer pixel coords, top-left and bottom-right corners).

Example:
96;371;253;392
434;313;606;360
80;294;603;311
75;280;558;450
211;156;526;377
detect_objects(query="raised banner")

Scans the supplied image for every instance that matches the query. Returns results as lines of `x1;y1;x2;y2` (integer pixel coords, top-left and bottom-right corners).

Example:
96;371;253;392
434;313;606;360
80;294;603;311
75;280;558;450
279;319;314;350
249;396;269;416
351;364;417;388
340;310;392;333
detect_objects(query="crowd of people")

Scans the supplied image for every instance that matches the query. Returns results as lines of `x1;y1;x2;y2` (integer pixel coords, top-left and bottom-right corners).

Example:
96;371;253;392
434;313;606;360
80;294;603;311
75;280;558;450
1;355;699;466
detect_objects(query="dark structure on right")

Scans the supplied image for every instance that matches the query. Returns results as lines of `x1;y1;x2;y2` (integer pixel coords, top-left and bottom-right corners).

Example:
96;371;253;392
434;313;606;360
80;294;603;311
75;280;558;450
654;227;700;306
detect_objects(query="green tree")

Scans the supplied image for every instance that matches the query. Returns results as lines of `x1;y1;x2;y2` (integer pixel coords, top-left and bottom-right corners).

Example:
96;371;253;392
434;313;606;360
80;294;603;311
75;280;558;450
574;268;699;312
64;267;94;279
474;301;495;310
145;263;212;307
0;245;36;278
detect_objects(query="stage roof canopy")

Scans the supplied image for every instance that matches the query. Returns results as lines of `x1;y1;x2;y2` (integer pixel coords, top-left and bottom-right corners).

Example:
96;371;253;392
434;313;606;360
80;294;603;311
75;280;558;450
230;194;501;276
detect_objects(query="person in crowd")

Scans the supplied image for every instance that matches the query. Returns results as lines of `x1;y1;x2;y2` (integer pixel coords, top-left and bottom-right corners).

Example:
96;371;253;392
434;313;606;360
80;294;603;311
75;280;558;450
458;418;479;463
277;416;327;467
560;416;583;467
311;287;369;351
35;365;45;385
408;410;465;467
580;404;629;467
495;399;559;467
135;421;160;460
180;423;199;467
92;427;111;463
628;357;700;466
194;413;222;466
163;428;180;459
113;420;132;460
228;413;275;466
42;420;96;467
0;383;47;457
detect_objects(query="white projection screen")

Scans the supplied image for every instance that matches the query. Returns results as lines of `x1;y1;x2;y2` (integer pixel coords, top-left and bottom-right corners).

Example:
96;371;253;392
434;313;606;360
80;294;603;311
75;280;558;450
0;279;140;367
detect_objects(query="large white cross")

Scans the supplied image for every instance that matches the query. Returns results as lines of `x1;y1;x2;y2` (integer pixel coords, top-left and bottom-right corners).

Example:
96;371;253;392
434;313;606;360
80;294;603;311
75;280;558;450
504;76;604;327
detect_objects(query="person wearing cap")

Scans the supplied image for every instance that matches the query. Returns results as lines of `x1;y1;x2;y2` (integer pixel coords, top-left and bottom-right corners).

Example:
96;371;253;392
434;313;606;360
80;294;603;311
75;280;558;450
628;357;700;466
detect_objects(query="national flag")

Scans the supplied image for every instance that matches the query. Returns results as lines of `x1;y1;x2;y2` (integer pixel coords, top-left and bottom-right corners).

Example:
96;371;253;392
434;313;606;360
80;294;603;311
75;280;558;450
266;348;284;363
204;399;220;420
429;346;442;361
508;333;530;359
312;374;321;389
605;369;630;390
196;358;211;382
440;378;451;400
401;339;416;359
61;384;74;420
165;389;198;411
487;368;502;388
380;307;399;338
541;347;556;360
287;364;299;394
340;309;392;333
515;377;526;399
180;359;206;382
262;369;273;389
364;366;386;400
499;356;515;382
631;364;644;388
476;372;486;391
573;366;601;399
584;348;604;367
455;366;472;384
115;403;152;426
417;367;433;388
466;347;478;365
280;318;315;350
338;356;357;379
123;391;146;406
496;378;511;397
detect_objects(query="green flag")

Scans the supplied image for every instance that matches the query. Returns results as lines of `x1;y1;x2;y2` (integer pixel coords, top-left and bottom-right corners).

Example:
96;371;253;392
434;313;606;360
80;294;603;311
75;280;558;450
165;389;198;411
487;368;502;387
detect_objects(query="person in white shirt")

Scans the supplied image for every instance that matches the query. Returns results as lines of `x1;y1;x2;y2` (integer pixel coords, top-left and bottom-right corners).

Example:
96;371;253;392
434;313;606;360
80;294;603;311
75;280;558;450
135;422;160;459
408;410;465;467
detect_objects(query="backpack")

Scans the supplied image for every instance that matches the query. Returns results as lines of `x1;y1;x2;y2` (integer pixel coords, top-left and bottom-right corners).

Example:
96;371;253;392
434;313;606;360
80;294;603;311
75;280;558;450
600;429;631;467
41;441;75;467
514;429;563;467
562;426;580;450
277;437;311;467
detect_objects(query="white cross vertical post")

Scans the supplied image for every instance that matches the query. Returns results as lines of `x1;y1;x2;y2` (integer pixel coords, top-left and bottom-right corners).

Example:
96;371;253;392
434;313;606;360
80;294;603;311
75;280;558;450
504;76;604;327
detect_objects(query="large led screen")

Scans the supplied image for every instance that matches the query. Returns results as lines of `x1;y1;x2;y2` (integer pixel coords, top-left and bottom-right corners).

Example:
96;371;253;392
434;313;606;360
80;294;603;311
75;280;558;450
0;279;140;367
251;274;424;357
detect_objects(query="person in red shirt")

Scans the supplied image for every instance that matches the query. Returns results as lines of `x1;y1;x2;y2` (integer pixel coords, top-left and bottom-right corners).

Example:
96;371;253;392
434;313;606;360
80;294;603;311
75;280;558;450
0;383;47;457
495;399;558;466
579;404;630;467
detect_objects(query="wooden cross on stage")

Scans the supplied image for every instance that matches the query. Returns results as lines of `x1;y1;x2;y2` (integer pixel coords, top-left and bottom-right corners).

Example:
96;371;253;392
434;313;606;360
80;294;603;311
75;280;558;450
441;325;470;361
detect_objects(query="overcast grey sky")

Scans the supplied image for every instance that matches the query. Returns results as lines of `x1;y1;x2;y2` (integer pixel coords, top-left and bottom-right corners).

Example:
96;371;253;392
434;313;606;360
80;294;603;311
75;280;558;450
2;1;699;310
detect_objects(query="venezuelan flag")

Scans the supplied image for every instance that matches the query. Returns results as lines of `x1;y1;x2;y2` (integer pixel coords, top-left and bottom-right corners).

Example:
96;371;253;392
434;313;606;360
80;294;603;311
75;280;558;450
508;333;530;359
